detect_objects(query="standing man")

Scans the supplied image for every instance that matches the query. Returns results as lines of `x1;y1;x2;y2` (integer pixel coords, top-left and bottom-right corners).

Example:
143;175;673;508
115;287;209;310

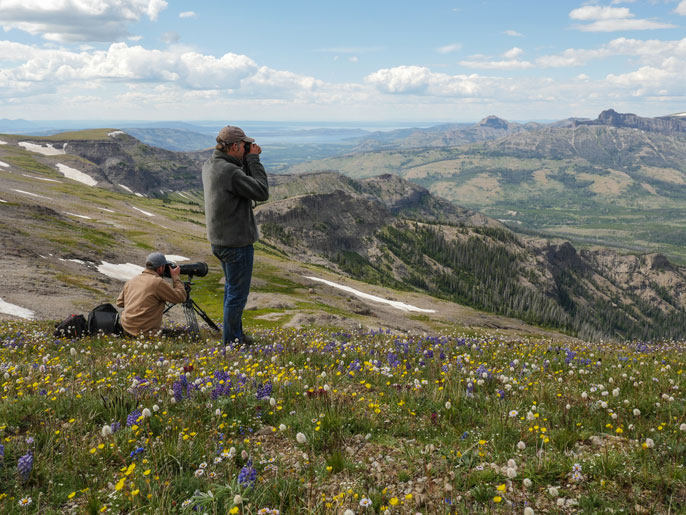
202;125;269;346
116;252;187;337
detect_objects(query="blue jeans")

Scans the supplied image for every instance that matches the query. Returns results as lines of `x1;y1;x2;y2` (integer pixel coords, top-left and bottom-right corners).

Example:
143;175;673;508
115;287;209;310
212;244;254;345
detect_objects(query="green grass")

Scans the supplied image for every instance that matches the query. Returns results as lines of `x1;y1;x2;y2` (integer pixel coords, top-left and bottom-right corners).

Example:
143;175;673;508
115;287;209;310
2;322;683;513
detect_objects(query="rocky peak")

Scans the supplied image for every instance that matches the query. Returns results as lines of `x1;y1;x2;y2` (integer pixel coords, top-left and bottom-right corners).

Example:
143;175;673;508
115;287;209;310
578;109;686;134
477;115;510;130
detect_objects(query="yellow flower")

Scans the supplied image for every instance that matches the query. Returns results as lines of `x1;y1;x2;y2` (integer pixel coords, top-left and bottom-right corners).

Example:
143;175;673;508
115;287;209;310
390;497;399;506
131;489;139;496
115;478;125;491
405;493;413;500
143;469;151;476
68;491;76;499
493;496;502;503
229;507;239;514
497;484;506;492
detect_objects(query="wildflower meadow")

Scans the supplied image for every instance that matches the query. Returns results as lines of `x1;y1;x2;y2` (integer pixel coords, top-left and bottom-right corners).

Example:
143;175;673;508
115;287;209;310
0;321;684;513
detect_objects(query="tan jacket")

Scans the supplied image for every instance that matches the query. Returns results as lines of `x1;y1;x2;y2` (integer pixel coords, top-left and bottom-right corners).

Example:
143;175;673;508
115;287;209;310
116;269;187;336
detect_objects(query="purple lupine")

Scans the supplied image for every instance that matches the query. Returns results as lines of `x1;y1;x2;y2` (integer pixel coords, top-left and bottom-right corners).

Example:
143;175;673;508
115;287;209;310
237;460;256;488
17;450;33;481
126;409;142;427
110;421;122;433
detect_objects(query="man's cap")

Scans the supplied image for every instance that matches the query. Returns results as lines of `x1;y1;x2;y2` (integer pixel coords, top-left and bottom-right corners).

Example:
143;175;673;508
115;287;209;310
145;252;171;269
217;125;255;144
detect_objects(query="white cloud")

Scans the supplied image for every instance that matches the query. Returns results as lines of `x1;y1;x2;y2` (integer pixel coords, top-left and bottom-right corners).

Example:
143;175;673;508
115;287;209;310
503;47;524;59
365;66;489;96
676;1;686;15
0;0;168;42
179;11;196;18
569;5;675;32
504;30;523;37
348;56;359;63
459;59;533;70
436;43;462;54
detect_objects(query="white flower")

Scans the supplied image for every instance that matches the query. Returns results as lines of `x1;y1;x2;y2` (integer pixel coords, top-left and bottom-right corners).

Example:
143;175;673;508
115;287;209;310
18;497;32;506
612;388;620;397
101;425;112;437
517;441;526;450
270;397;277;407
142;408;151;418
445;401;452;410
581;392;588;399
507;467;517;478
526;411;535;421
153;404;160;412
194;468;204;477
509;410;518;418
523;478;532;488
241;450;249;460
233;494;243;504
215;409;222;417
680;423;686;432
70;347;77;356
296;432;307;444
524;508;534;515
556;498;565;506
360;498;373;507
633;409;641;416
644;438;655;449
344;510;355;515
279;424;287;431
548;486;559;497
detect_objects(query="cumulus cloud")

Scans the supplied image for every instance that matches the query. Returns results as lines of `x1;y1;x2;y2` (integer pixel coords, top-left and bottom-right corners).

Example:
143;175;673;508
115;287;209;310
569;5;675;31
504;30;523;37
0;0;168;42
436;43;462;54
503;47;524;59
179;11;196;18
676;1;686;16
365;66;488;96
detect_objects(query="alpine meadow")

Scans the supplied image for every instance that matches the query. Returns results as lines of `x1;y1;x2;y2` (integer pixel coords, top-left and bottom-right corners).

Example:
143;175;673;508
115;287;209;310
2;1;686;514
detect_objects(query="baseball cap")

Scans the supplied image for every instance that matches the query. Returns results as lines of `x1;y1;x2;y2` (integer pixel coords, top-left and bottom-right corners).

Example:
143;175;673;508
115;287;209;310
217;125;255;144
145;252;171;269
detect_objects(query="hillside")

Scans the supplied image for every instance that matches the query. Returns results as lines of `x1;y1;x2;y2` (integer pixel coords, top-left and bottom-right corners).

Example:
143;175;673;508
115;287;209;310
0;131;568;339
285;110;686;262
4;128;686;341
258;174;686;340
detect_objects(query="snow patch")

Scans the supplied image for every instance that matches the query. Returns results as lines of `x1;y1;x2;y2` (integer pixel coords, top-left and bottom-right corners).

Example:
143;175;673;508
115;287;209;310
100;208;115;213
0;298;35;320
18;141;66;155
305;276;436;313
108;130;125;137
0;160;9;167
97;262;144;281
165;255;190;263
119;184;133;193
178;192;190;199
11;189;52;200
56;163;97;186
131;206;154;217
0;140;7;144
23;173;61;183
64;212;92;219
135;192;144;197
0;198;7;203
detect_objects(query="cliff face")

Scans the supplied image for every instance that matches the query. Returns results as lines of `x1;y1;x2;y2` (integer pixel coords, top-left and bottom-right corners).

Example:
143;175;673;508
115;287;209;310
577;109;686;134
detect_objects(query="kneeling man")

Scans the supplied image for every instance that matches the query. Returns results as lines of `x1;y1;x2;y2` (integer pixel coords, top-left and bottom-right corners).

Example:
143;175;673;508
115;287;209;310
116;252;187;337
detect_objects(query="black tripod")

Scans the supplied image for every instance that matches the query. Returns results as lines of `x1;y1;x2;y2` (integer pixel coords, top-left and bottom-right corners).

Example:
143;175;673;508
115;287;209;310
164;276;220;338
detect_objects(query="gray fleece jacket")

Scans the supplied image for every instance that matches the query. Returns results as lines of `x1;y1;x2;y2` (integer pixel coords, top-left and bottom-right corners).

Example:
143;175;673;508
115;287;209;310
202;150;269;247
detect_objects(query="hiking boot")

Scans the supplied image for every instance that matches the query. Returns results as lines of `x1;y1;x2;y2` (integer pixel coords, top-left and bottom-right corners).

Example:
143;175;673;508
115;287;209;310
241;333;255;345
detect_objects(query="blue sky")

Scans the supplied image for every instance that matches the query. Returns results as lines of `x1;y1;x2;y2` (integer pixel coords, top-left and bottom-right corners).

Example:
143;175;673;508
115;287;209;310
1;0;685;122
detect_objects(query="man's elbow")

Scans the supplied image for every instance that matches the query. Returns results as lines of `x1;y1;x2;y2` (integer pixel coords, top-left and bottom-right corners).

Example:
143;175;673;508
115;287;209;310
255;189;269;202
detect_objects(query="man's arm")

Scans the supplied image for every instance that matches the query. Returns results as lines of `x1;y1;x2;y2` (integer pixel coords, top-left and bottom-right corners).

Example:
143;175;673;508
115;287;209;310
233;148;269;202
156;267;187;304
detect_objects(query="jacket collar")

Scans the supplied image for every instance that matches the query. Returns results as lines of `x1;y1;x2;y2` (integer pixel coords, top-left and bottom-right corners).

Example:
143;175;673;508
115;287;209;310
212;149;242;167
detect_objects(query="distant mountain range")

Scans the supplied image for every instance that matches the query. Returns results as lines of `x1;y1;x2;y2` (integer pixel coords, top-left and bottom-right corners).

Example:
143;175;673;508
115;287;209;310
286;110;686;263
5;111;686;339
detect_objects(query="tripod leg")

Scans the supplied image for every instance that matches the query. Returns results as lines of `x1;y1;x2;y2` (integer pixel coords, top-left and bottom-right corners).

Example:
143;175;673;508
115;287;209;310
183;301;200;339
191;299;221;332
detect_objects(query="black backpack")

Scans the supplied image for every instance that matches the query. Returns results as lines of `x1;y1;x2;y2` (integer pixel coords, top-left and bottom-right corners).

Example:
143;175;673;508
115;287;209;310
87;303;122;336
54;314;88;338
